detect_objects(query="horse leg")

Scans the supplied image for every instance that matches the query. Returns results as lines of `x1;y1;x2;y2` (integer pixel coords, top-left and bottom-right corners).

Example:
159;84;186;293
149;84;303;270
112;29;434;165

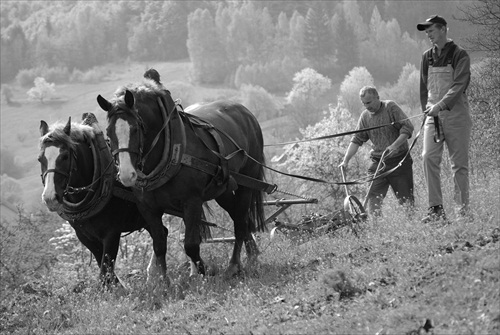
141;209;168;285
244;233;260;266
101;233;125;290
74;229;106;284
216;189;255;277
183;199;205;276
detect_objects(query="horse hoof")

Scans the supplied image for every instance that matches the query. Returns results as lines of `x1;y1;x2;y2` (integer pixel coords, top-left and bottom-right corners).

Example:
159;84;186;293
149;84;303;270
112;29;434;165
224;264;242;279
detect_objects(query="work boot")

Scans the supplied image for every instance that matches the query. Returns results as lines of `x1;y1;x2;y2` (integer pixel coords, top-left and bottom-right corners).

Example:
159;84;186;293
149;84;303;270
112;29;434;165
421;205;447;223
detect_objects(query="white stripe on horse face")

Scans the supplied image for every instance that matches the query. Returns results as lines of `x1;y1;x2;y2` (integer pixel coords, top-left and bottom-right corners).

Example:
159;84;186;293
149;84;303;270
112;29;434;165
41;146;59;203
115;118;137;186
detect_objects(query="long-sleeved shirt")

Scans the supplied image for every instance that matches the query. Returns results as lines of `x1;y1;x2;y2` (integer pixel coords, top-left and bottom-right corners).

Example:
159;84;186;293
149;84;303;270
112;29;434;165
419;40;471;111
351;100;414;159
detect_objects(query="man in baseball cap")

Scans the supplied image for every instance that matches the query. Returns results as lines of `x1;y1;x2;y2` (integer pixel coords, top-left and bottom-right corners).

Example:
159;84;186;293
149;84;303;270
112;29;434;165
417;15;472;224
417;15;447;31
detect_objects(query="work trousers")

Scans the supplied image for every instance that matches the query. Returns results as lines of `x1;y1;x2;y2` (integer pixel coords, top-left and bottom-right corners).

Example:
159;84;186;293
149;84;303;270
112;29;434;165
366;154;414;215
422;118;471;210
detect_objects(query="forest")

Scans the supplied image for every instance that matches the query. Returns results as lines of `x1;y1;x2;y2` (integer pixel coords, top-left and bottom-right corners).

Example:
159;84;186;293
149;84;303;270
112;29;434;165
1;0;476;88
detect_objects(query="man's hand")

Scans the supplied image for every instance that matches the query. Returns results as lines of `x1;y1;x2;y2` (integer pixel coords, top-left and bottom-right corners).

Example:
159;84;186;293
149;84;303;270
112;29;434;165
338;161;348;169
425;104;441;117
385;146;396;157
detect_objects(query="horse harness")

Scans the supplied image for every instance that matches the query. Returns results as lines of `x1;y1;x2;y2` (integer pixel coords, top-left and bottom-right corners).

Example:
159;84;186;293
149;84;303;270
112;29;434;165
126;95;277;195
49;116;134;222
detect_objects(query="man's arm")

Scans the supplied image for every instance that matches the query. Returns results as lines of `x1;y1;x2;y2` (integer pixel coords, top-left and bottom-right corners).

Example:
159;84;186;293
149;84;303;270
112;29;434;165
339;142;360;169
437;49;471;110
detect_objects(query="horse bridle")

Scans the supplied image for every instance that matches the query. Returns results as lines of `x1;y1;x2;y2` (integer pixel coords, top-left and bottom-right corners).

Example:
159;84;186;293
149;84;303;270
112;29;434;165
109;97;173;172
41;144;113;198
41;146;77;197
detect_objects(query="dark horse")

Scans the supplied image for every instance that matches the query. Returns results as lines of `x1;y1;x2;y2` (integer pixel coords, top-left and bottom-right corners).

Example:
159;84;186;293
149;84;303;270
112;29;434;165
39;116;149;289
97;78;267;280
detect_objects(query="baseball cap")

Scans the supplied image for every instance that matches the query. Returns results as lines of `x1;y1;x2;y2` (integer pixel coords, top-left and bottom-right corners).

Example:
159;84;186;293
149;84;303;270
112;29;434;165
417;15;447;31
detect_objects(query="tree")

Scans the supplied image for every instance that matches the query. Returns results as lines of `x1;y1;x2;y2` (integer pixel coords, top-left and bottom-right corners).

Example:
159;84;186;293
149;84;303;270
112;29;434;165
279;104;366;211
379;63;420;112
457;0;500;176
239;84;282;122
0;23;28;82
457;0;500;54
187;9;228;84
27;77;55;103
286;68;332;128
338;67;374;119
330;8;359;79
1;85;13;105
303;8;335;77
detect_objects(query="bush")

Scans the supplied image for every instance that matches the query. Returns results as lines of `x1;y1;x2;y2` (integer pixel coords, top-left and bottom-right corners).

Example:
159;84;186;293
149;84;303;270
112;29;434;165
1;85;13;104
279;104;367;212
239;84;282;121
164;81;196;107
0;148;24;179
0;175;24;205
16;66;70;87
26;77;55;103
70;67;106;84
0;208;61;287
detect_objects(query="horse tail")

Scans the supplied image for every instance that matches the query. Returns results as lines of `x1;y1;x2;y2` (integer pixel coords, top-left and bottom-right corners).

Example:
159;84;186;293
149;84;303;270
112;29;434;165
249;153;267;233
200;202;213;241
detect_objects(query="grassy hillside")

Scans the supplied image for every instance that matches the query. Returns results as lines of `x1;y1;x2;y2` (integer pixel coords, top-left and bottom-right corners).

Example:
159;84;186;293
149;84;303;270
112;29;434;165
0;61;243;212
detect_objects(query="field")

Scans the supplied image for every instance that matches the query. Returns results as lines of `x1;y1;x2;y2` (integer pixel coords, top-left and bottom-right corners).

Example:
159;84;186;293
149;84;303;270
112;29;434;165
1;62;499;334
1;61;247;212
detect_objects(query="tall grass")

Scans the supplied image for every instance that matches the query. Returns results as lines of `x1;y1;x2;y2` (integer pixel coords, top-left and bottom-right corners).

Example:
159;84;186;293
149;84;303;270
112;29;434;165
1;169;498;334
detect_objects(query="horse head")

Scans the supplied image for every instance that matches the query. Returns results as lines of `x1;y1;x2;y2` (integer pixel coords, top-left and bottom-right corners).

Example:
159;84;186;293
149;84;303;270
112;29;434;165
97;78;173;188
97;90;144;187
38;118;94;211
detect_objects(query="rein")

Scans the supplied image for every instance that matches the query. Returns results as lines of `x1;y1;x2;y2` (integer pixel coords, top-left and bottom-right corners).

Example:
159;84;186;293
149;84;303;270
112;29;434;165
64;158;114;196
139;97;176;168
112;96;175;172
196;113;427;187
264;114;424;147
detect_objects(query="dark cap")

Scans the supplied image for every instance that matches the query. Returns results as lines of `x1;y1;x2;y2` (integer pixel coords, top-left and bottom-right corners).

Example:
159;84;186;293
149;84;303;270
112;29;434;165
417;15;447;31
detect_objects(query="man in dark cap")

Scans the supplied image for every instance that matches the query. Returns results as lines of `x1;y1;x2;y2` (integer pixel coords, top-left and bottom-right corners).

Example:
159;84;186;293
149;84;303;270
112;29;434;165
417;15;472;223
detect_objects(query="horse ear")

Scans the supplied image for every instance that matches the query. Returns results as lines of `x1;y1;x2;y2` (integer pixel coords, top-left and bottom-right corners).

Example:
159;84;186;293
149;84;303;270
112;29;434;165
124;90;135;108
64;117;71;135
97;95;112;112
40;120;49;136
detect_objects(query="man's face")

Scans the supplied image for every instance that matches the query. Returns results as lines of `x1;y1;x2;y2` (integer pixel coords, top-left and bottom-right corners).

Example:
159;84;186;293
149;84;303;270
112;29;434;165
360;93;380;113
424;24;446;45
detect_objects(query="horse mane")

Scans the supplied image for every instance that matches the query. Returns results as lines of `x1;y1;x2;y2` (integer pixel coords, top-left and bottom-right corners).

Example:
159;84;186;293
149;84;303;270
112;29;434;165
40;122;95;151
113;79;166;102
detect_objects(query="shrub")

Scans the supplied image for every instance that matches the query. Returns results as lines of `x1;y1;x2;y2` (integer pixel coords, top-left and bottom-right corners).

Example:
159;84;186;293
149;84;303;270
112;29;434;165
1;85;13;104
239;84;282;121
70;67;106;84
0;148;24;179
0;207;61;287
27;77;56;103
16;66;70;87
0;175;24;205
164;81;196;107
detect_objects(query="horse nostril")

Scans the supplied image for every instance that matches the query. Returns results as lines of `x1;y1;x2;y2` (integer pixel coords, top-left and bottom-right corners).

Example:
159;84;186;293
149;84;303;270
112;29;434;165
130;171;137;180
